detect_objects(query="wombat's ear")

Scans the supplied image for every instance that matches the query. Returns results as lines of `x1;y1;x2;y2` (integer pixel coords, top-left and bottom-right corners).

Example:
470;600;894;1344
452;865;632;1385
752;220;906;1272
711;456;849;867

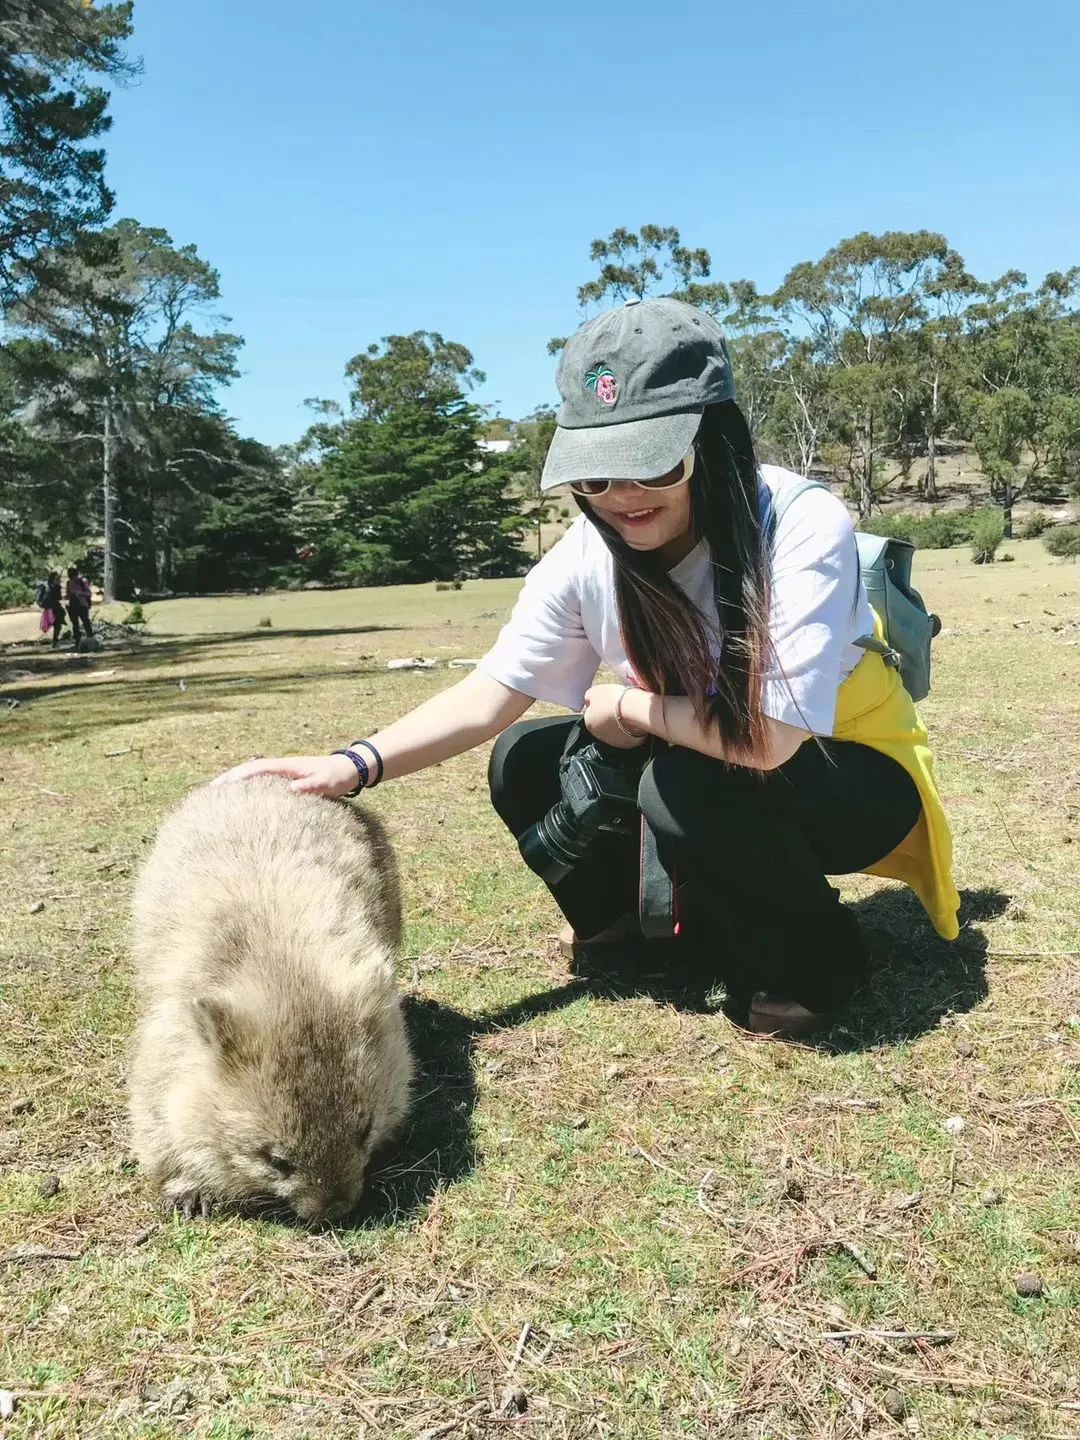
192;993;242;1058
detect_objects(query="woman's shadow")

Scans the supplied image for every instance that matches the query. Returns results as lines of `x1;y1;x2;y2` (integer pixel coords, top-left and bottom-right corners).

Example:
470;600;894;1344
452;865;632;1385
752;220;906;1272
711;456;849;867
358;886;1006;1224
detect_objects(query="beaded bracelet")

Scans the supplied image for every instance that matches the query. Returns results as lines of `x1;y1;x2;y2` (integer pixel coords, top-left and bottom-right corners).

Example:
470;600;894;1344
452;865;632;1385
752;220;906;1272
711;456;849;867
332;748;369;796
347;739;384;787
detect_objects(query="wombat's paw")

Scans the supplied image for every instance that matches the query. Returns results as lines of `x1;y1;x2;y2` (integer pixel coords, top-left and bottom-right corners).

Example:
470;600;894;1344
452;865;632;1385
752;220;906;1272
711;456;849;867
163;1180;214;1221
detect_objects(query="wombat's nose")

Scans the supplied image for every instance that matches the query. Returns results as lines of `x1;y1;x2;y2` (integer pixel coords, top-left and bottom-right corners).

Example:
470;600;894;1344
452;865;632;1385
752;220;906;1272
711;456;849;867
293;1193;329;1223
295;1190;351;1225
322;1195;353;1224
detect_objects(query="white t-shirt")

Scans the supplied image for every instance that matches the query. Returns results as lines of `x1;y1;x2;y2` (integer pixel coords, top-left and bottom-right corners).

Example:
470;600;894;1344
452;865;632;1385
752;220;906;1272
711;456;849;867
478;464;874;737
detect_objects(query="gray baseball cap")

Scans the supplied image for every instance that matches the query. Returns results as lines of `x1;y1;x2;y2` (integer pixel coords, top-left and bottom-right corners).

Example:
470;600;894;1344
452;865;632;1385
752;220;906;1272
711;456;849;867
540;296;736;492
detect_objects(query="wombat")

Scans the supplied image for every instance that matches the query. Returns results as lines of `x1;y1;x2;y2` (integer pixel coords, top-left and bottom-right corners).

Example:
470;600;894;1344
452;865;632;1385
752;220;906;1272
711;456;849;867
129;778;412;1222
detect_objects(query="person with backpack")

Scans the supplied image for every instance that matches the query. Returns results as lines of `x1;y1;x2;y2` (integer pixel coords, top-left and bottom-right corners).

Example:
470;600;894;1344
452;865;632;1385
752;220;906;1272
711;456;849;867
39;570;67;649
65;565;94;645
213;298;959;1037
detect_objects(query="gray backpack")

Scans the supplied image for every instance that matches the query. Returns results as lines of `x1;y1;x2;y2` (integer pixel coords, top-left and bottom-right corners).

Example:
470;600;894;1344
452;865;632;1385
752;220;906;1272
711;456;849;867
768;479;941;703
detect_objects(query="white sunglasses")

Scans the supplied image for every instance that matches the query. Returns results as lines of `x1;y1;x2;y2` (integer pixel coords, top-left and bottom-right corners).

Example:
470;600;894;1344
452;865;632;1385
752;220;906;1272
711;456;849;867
568;446;696;498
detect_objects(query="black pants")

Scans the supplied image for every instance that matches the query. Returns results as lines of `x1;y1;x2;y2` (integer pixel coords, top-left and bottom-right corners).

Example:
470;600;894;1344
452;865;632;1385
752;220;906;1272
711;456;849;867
489;718;922;1013
68;602;93;642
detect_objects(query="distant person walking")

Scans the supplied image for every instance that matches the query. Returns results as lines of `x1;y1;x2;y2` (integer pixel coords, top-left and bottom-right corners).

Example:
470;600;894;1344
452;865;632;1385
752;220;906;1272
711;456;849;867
40;570;66;648
65;566;94;645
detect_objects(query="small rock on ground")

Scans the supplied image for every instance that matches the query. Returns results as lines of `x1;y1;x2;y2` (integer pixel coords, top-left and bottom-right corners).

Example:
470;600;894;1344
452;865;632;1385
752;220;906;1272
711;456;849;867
143;1379;194;1417
882;1388;907;1419
1014;1271;1045;1297
499;1386;527;1417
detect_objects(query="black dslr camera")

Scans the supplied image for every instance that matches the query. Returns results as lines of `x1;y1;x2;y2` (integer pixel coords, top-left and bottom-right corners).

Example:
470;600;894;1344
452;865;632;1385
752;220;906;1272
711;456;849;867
517;725;646;886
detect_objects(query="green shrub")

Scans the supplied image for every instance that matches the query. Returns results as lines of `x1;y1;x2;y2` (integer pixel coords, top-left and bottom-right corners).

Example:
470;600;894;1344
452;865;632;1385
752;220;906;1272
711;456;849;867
0;576;33;609
863;510;972;549
1019;511;1051;539
123;602;147;625
970;508;1005;564
257;616;272;628
1043;524;1080;558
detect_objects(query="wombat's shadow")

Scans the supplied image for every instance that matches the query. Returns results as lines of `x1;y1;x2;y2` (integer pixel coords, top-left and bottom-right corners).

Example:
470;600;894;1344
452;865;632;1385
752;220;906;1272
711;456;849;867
357;886;1006;1224
357;996;479;1227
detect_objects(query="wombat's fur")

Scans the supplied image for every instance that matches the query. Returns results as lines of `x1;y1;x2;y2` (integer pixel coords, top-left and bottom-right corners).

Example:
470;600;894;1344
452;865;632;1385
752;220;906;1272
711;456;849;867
129;778;412;1222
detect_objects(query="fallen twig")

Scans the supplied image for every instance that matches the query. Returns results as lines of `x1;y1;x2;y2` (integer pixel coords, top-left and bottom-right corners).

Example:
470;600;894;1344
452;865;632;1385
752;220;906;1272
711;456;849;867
351;1280;385;1313
418;1401;489;1440
508;1321;531;1374
697;1168;737;1231
1;1247;83;1264
992;798;1041;871
865;1358;1053;1409
808;1096;883;1112
834;1239;877;1279
103;745;135;758
823;1328;958;1344
627;1139;688;1183
472;1313;512;1371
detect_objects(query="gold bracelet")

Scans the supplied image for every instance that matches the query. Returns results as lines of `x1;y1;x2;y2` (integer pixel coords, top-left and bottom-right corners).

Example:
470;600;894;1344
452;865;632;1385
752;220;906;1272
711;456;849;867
614;686;645;741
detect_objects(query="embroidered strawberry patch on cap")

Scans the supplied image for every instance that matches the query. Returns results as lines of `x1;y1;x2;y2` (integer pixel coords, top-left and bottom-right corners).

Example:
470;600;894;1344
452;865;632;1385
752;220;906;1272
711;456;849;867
585;364;618;406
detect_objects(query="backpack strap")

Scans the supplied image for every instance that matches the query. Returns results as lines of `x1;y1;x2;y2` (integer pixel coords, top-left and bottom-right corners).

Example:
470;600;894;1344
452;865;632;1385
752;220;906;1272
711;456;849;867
852;633;896;661
762;476;831;536
762;475;897;668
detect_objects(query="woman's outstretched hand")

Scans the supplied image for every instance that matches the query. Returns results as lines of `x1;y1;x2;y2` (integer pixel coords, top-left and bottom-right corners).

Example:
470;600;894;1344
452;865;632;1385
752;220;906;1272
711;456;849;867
210;753;359;799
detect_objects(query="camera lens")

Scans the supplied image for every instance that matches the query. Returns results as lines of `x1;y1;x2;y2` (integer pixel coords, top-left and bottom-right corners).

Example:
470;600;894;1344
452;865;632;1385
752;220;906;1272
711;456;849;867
518;801;594;885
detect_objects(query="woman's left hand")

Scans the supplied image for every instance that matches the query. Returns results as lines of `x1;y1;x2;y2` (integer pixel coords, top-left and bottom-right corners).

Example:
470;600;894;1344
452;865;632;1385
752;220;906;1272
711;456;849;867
582;684;649;749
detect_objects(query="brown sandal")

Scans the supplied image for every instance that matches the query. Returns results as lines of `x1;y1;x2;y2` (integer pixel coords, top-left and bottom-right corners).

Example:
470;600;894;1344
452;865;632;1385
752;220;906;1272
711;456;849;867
747;992;831;1039
557;913;640;961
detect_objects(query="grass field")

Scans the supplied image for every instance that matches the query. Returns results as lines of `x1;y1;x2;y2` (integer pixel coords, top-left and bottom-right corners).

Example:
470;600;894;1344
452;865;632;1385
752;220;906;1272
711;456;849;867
1;542;1078;1439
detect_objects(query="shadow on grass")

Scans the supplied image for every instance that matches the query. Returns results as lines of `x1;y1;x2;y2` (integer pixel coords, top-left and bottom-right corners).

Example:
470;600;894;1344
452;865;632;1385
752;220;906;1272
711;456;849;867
479;887;1005;1051
334;888;1007;1227
356;997;478;1228
830;885;1002;1049
0;623;403;688
0;621;403;665
0;664;395;743
110;623;405;661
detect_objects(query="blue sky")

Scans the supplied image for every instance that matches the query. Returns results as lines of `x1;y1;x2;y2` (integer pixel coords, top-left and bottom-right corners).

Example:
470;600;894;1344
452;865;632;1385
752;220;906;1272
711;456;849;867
105;0;1080;447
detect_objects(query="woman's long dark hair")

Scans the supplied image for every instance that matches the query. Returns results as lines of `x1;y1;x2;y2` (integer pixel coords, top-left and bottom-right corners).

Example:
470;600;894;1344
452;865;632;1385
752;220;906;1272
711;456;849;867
578;401;772;761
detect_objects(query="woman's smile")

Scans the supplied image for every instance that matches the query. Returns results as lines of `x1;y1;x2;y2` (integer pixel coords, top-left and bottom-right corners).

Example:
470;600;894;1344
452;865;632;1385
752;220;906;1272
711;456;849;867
588;481;695;564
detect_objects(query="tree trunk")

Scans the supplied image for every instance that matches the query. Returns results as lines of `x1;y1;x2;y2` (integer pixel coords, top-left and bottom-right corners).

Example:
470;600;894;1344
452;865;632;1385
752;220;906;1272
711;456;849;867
924;373;939;502
1002;477;1013;539
102;395;118;603
156;538;169;593
859;410;874;520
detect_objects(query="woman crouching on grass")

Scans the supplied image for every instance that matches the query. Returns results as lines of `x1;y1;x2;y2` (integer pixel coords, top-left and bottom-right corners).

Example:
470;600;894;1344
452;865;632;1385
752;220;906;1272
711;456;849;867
215;298;960;1037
